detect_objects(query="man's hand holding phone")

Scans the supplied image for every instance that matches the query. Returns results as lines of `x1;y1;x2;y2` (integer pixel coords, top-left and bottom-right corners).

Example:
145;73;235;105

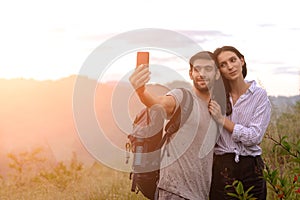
129;52;150;94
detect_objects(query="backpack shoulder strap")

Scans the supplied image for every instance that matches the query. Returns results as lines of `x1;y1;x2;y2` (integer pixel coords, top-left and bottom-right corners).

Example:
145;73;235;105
165;88;193;133
157;88;193;149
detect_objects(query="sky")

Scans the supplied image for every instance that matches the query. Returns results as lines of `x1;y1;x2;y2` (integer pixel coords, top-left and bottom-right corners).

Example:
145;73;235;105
0;0;299;96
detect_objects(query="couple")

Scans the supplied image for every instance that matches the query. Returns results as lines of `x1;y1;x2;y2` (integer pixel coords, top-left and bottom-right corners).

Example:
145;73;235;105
129;46;271;200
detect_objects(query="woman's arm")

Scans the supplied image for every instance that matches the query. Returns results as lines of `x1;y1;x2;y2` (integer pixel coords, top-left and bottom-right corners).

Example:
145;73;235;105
231;99;271;146
209;93;271;146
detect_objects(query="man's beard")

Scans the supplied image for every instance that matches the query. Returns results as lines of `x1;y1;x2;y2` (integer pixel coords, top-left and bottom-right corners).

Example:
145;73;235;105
193;79;211;93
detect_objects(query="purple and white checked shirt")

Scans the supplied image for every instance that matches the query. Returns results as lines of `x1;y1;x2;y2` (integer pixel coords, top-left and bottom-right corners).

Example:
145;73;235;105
214;80;271;162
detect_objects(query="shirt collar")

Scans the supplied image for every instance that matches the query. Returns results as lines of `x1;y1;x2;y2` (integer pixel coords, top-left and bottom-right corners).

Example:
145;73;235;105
245;80;256;94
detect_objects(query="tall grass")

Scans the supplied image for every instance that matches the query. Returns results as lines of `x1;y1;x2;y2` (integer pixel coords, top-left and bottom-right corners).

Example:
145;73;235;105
261;102;300;199
0;151;147;200
1;102;299;200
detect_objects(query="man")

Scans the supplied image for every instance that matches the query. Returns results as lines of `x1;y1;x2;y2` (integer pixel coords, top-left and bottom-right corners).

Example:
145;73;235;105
129;51;225;199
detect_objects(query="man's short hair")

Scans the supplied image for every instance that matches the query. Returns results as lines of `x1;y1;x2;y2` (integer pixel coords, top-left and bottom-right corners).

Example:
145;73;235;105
189;51;217;70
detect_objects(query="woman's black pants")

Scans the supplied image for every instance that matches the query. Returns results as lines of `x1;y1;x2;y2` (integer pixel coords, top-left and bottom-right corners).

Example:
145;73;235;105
209;153;267;200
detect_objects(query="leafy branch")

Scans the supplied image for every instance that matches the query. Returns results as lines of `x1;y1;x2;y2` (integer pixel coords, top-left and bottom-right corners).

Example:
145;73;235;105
225;180;257;200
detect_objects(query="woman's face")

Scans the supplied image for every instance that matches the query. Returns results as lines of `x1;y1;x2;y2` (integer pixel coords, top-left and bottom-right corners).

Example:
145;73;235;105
216;51;245;81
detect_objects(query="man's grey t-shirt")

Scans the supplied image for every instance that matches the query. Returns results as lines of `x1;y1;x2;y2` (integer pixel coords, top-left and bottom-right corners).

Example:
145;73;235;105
157;88;218;200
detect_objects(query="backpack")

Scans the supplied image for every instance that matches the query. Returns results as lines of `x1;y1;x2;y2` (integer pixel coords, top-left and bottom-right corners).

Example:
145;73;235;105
126;88;193;200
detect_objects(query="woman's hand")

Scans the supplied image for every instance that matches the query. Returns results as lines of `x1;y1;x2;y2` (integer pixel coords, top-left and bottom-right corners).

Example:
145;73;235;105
129;64;150;94
208;100;225;125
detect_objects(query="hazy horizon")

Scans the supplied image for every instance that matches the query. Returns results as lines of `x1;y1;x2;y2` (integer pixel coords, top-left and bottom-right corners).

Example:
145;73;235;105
0;74;298;97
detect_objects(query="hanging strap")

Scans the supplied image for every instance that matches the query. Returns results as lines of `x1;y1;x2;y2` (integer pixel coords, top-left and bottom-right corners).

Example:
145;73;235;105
157;88;193;150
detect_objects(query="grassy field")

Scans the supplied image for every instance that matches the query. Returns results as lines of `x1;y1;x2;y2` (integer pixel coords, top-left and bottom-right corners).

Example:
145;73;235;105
0;156;147;200
0;103;299;200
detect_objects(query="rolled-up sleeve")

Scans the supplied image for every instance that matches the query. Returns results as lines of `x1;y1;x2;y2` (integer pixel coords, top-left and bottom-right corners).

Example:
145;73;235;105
232;93;271;146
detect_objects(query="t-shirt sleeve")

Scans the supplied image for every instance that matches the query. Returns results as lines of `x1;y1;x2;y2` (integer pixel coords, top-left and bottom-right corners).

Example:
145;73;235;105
166;88;184;118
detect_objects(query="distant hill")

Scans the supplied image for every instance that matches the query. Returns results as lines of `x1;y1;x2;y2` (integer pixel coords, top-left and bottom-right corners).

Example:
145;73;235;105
0;76;299;175
269;95;300;118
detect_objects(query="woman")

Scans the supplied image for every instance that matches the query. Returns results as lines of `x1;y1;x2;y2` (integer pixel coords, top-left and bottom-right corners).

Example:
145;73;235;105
208;46;271;200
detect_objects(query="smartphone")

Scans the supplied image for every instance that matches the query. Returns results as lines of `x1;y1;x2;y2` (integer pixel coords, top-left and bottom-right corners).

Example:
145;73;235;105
136;52;149;68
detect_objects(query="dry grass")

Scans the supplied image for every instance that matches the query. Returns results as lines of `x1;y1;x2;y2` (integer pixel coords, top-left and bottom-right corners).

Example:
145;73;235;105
0;156;147;200
1;103;299;200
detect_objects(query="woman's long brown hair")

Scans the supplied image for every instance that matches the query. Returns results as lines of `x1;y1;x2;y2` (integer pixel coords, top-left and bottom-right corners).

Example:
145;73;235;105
213;46;247;116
